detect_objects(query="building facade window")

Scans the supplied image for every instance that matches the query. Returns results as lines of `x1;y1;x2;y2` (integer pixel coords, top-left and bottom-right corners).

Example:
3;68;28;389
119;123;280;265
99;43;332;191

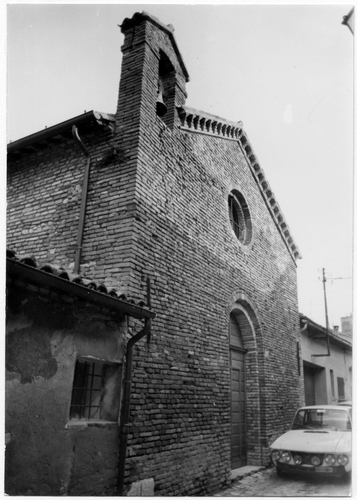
330;369;335;398
70;359;121;421
228;190;252;245
337;377;345;402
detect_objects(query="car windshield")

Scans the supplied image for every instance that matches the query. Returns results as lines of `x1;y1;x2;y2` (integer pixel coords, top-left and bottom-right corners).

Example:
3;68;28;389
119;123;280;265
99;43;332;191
292;408;351;431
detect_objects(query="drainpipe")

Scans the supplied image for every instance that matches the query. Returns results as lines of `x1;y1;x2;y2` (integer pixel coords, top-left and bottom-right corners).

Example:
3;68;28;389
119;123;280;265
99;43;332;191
296;341;301;376
300;319;308;332
72;125;91;275
117;317;152;496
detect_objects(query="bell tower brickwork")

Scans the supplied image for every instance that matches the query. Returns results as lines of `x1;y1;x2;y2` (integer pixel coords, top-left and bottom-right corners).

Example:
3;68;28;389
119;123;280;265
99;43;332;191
116;12;188;135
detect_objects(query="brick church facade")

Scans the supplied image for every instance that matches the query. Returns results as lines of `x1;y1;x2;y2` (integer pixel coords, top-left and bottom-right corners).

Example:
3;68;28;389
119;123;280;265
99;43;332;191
6;11;304;496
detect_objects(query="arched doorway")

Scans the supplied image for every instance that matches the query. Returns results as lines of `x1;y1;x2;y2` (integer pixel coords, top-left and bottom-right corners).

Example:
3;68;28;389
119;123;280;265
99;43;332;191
228;292;263;469
229;313;247;468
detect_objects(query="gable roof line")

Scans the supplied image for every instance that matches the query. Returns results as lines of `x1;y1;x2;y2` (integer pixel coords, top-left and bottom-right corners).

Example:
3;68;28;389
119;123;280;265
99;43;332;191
178;105;301;262
238;129;301;262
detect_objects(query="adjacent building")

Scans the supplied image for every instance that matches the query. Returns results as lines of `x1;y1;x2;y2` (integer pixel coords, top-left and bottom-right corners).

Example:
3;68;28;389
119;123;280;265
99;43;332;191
340;314;353;344
6;250;154;495
300;314;352;406
6;11;304;496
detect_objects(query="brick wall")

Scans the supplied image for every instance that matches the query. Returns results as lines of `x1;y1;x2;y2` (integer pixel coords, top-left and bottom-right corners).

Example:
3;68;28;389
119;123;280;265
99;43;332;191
120;124;303;493
6;12;305;496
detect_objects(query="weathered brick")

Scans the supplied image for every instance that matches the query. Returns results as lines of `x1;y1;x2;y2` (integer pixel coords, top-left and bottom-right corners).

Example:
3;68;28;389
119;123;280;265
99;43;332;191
6;10;304;498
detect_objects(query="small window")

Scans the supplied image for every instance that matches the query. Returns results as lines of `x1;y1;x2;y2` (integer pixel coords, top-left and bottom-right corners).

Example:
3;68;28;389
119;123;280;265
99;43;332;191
330;370;335;398
337;377;345;403
228;190;252;245
70;359;121;421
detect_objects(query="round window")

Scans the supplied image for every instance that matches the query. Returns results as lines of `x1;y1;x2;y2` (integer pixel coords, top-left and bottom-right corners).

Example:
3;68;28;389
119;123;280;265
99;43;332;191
228;190;252;245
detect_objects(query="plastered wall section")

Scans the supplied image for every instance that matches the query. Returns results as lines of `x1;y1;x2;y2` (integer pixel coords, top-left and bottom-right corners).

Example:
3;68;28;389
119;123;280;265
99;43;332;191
301;331;352;404
5;286;126;496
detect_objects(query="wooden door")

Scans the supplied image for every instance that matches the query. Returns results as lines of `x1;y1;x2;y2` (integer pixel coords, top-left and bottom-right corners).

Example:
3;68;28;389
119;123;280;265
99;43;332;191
304;365;316;406
230;348;246;469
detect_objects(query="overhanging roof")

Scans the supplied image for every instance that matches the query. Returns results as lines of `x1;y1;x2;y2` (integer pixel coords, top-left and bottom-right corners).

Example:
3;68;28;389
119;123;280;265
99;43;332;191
7;111;114;157
300;314;352;351
7;256;155;320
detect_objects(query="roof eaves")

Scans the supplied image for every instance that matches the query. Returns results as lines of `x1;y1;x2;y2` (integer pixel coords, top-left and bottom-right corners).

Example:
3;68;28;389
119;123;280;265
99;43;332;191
7;256;155;320
300;314;352;350
7;111;115;155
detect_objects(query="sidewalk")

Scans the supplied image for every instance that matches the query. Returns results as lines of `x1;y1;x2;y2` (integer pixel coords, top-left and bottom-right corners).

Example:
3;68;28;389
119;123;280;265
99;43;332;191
230;465;267;482
215;466;351;497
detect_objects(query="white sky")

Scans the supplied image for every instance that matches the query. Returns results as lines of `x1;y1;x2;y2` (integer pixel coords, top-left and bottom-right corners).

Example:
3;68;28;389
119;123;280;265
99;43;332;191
4;2;354;330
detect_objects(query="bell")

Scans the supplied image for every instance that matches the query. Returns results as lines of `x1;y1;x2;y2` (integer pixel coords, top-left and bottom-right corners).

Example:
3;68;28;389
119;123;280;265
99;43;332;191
156;91;167;117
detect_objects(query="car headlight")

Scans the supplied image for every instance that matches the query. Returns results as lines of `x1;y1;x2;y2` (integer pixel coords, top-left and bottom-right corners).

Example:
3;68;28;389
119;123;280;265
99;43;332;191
281;451;292;463
311;456;321;466
271;450;281;462
325;454;336;466
294;455;302;465
337;455;349;466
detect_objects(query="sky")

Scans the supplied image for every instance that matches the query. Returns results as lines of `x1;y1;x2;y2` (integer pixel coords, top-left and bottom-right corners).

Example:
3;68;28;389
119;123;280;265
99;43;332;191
4;2;354;330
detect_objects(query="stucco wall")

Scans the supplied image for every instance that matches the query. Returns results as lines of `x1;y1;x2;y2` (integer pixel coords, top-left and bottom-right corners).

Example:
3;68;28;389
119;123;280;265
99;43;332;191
301;330;352;404
5;286;125;495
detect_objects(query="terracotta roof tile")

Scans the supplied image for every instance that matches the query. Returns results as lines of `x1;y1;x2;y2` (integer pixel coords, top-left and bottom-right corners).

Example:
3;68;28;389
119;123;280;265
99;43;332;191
6;248;149;310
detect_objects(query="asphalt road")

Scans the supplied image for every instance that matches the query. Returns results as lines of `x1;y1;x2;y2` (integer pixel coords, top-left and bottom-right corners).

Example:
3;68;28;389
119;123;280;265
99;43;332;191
216;467;351;497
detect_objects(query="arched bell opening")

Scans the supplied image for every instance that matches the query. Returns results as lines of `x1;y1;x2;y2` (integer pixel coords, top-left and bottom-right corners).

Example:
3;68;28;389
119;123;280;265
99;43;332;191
156;51;176;128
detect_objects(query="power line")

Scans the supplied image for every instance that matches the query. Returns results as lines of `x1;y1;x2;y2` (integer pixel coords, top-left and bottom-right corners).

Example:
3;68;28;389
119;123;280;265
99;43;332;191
328;277;352;280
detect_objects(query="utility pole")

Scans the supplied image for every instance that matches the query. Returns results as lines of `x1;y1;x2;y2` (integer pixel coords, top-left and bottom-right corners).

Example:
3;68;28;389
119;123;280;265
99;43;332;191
313;268;331;357
322;268;330;334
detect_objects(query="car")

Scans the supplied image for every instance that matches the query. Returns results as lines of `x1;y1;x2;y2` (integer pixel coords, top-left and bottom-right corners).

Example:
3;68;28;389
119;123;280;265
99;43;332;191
270;405;352;478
